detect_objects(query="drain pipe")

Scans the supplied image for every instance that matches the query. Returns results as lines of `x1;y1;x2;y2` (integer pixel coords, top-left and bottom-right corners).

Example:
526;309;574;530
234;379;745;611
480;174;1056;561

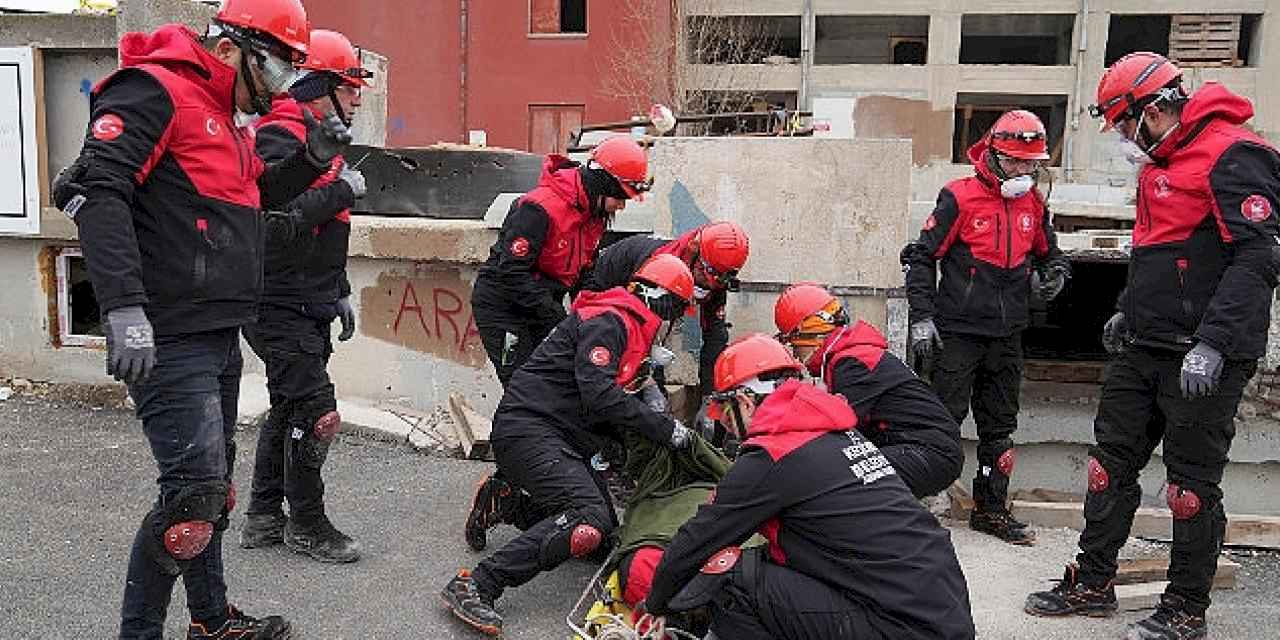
800;0;814;109
1064;0;1089;181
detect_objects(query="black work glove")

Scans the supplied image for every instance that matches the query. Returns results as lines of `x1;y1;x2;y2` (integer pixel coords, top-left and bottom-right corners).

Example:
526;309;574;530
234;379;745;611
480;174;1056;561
1031;265;1068;302
52;152;93;219
1102;312;1129;355
336;297;356;341
105;305;156;384
302;109;353;169
263;209;304;245
1181;342;1224;399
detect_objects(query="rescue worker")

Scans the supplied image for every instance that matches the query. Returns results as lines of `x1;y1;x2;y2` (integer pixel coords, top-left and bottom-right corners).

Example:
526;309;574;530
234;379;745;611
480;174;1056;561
52;0;354;636
580;221;750;399
900;109;1071;545
643;335;975;640
1026;53;1280;640
471;135;650;387
773;283;963;497
238;29;373;564
442;254;697;636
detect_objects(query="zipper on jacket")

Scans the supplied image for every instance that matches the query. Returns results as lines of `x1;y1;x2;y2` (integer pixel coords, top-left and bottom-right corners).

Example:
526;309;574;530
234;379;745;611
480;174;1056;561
1175;257;1195;322
230;125;248;181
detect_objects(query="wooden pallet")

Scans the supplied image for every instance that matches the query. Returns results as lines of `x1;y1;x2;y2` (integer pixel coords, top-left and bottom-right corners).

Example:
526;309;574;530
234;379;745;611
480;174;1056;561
1169;14;1242;67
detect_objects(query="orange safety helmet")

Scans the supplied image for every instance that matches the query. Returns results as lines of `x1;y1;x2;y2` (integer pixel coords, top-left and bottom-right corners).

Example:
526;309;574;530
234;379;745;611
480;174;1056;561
590;136;650;200
1090;52;1183;131
216;0;310;60
987;110;1050;161
697;221;750;274
299;29;371;86
633;253;695;303
774;283;847;345
712;334;805;394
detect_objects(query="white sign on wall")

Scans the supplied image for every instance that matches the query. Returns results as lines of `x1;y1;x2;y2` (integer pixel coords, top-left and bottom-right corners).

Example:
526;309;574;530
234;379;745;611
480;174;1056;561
0;47;41;235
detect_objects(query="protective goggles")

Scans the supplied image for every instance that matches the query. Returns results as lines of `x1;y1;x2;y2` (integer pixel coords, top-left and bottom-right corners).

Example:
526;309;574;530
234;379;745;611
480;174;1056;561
697;258;741;291
990;130;1045;144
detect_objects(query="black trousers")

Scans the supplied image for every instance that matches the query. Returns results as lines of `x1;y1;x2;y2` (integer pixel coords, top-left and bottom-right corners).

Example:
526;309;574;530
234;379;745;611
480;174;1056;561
707;549;889;640
472;430;617;599
471;283;563;388
932;331;1022;509
242;303;338;524
1077;346;1254;614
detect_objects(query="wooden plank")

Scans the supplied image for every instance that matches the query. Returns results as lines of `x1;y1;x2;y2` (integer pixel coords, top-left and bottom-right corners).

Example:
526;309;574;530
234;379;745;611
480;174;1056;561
947;481;975;520
1011;501;1280;550
1117;581;1167;611
1116;556;1238;589
447;393;493;460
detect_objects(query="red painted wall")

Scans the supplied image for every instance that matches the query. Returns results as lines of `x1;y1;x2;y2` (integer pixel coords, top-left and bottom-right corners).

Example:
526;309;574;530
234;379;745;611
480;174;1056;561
301;0;672;150
302;0;462;147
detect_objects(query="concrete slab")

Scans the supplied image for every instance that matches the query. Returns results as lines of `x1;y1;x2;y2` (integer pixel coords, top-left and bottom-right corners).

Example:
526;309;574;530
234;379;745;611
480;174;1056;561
235;374;270;427
337;398;412;444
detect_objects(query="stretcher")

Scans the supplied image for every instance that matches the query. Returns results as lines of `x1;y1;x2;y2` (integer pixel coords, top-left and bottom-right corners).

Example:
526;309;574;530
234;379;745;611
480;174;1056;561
565;552;700;640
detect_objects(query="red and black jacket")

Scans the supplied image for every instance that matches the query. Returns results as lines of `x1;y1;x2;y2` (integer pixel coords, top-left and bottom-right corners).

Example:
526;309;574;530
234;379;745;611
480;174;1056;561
1118;83;1280;360
72;25;323;336
493;288;678;456
646;381;975;640
473;155;607;326
811;321;963;466
253;96;355;305
901;139;1068;337
580;231;731;394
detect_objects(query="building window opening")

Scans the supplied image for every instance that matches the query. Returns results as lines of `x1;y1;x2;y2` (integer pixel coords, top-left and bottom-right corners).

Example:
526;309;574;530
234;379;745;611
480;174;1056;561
815;16;930;65
686;15;801;64
56;247;104;347
531;0;587;35
959;14;1075;65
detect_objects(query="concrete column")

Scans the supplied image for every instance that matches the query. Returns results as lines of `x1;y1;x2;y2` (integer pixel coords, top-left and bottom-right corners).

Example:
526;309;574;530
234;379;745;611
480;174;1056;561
928;12;961;66
799;0;815;109
1248;0;1280;139
1074;9;1111;183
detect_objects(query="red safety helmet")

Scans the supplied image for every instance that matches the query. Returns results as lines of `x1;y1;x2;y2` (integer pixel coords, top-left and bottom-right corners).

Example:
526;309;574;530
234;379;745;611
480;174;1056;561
216;0;310;61
697;221;750;274
774;283;840;337
987;110;1050;161
299;29;371;87
590;136;651;200
633;253;694;303
1091;52;1183;131
712;334;805;394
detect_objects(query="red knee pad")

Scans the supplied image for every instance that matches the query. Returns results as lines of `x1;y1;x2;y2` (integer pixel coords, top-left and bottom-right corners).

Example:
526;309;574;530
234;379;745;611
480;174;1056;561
569;524;602;558
163;521;214;560
1167;483;1202;520
1088;457;1110;493
314;410;341;442
997;448;1016;476
701;546;741;575
225;482;237;513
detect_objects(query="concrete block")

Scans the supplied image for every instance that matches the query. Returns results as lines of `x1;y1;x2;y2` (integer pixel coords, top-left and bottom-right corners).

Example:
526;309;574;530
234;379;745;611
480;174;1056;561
116;0;216;39
347;217;494;264
349;50;387;148
336;399;411;443
1116;581;1167;611
0;14;115;48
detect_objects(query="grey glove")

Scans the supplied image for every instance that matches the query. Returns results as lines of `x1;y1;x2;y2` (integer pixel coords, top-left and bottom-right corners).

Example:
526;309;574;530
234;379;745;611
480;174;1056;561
105;305;156;384
302;109;353;168
669;420;692;450
1102;312;1129;355
639;383;669;414
1032;266;1068;302
336;297;356;341
910;319;943;361
1181;342;1224;399
338;165;366;198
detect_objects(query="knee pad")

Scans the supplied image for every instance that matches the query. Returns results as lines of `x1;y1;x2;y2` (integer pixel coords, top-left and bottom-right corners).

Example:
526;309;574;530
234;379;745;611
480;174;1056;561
146;480;228;574
539;508;614;569
997;448;1016;477
569;524;603;558
977;439;1015;476
1088;457;1109;493
1167;483;1202;520
313;410;341;442
1083;458;1139;522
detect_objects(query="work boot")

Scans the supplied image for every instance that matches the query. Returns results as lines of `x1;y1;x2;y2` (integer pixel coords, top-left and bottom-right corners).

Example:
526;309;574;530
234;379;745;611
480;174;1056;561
239;512;287;549
441;570;503;636
187;605;291;639
283;515;361;563
465;473;519;551
1124;594;1207;640
1024;564;1118;618
970;506;1036;545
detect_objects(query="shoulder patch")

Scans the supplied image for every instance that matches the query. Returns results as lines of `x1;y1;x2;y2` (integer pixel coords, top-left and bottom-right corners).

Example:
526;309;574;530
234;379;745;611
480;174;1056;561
589;346;611;367
92;113;124;141
922;214;937;231
510;236;531;257
1242;194;1273;222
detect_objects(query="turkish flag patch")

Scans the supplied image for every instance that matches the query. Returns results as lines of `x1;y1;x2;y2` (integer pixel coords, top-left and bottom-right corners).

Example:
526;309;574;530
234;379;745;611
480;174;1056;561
1242;195;1273;222
510;236;531;257
589;346;611;366
923;214;937;231
91;113;124;141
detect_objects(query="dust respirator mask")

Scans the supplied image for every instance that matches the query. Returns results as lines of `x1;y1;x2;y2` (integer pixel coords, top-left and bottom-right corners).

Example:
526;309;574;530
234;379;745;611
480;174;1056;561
1000;175;1035;199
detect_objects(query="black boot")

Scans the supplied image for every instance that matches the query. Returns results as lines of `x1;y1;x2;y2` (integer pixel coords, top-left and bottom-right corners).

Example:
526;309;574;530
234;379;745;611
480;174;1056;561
1124;594;1207;639
970;506;1036;545
465;473;521;551
283;514;361;563
1025;563;1118;617
239;512;287;549
441;570;503;636
187;605;291;639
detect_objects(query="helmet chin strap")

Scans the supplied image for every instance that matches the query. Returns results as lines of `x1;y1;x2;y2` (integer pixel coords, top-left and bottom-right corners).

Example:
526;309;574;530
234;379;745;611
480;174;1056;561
237;42;272;116
327;82;351;127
